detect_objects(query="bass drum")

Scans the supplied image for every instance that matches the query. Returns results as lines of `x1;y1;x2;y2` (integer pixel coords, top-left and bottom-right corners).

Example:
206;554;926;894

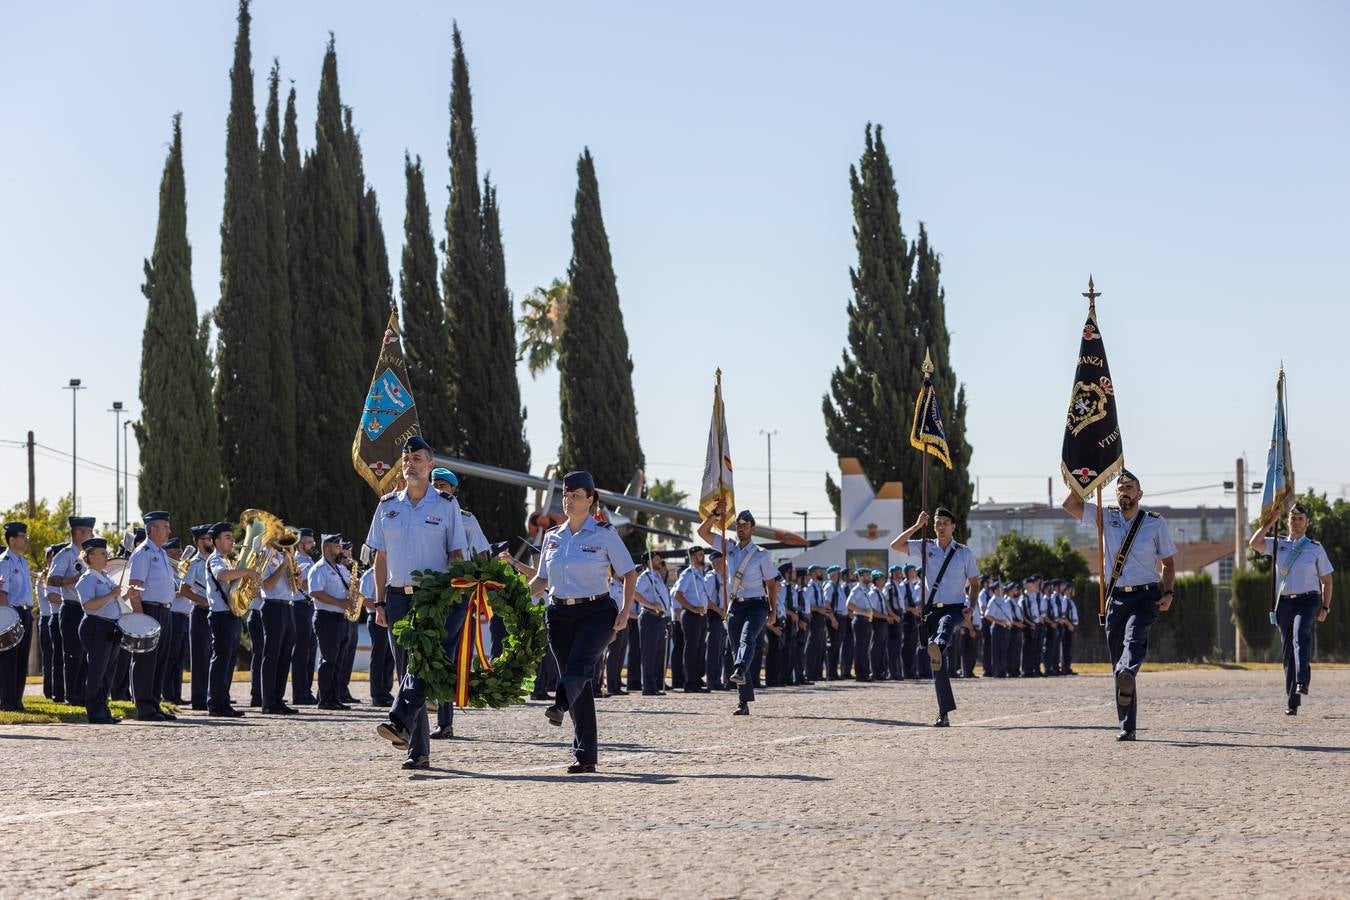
117;612;161;655
0;605;22;653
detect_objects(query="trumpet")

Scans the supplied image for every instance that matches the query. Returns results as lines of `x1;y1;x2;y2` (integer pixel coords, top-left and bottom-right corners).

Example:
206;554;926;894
175;547;197;579
344;560;363;623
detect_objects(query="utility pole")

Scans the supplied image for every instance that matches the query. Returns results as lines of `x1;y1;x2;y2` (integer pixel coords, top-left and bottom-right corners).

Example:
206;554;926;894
759;429;778;526
124;419;135;527
792;510;808;538
63;379;84;514
109;401;125;531
26;431;35;517
1233;456;1246;663
1046;476;1053;508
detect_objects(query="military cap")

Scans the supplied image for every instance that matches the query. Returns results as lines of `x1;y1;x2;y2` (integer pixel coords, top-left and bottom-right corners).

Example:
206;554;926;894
709;549;724;561
190;524;211;540
1117;469;1140;487
163;538;181;550
68;516;96;529
81;537;108;552
736;510;756;526
3;521;27;538
321;533;342;545
402;435;433;455
562;471;595;492
142;511;170;524
298;528;315;539
777;561;793;576
208;522;233;539
934;506;954;521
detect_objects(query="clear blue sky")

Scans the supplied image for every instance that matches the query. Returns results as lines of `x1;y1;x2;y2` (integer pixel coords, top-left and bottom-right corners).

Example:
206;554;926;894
2;1;1347;533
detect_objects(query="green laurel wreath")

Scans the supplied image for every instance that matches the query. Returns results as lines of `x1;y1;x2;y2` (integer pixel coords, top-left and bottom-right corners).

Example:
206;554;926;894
392;557;547;708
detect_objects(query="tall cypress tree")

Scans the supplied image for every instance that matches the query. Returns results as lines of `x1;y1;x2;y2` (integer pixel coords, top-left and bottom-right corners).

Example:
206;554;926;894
214;0;274;516
440;24;529;540
260;60;298;510
347;108;393;374
137;114;226;528
558;149;644;505
399;153;452;449
821;124;973;534
473;174;530;540
291;37;365;537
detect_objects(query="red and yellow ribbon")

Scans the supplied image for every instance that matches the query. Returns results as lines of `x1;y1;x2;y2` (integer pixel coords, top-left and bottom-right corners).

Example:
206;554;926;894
450;577;501;707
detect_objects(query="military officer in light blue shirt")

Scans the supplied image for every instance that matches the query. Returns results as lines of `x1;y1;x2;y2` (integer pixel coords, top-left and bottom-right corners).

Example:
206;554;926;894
697;506;779;716
160;538;193;705
526;471;637;773
1248;501;1335;715
674;546;710;692
290;529;319;705
203;523;256;717
0;522;35;711
360;558;394;706
1063;470;1176;740
73;538;125;724
846;569;875;682
803;565;829;681
371;436;468;769
49;516;96;705
635;551;672;696
704;551;728;690
1061;583;1080;675
125;511;177;721
308;534;357;711
892;506;981;726
40;542;67;702
183;526;214;710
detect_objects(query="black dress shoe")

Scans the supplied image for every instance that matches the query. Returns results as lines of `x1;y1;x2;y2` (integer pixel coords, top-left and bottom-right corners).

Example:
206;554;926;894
1114;669;1136;707
292;696;317;706
136;710;167;722
1285;707;1298;716
1116;730;1136;741
377;721;411;749
191;703;208;711
401;756;430;770
606;689;629;697
208;707;245;718
249;700;262;708
544;706;564;726
430;725;454;740
1297;683;1308;695
932;714;950;727
263;705;298;715
732;703;750;716
729;666;746;685
567;763;596;774
641;690;666;696
158;709;178;721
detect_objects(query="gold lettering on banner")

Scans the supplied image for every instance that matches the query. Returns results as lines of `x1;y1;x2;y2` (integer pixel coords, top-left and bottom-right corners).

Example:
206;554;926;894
1077;355;1103;367
1097;428;1120;449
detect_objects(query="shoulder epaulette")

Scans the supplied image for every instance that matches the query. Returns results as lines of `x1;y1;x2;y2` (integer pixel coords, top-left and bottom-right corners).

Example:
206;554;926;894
380;490;398;502
596;519;613;529
436;489;455;502
1146;511;1160;518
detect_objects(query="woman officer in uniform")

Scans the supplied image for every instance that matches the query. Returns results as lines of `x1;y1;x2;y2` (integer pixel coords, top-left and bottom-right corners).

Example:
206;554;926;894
527;471;636;774
74;538;122;725
1248;502;1334;715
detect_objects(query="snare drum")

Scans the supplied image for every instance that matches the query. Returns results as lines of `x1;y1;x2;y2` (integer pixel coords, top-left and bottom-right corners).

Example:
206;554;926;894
0;605;22;652
117;612;161;654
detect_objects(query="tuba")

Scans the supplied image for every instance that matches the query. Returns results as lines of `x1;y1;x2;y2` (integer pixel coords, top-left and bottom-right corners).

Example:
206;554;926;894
175;546;197;579
229;509;295;617
344;560;363;622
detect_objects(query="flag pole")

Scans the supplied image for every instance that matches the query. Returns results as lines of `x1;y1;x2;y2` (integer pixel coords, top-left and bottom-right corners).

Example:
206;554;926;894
1096;486;1106;627
1268;366;1285;626
716;370;729;620
918;353;932;645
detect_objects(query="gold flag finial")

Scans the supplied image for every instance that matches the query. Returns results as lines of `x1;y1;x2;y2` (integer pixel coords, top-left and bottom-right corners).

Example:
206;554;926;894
922;349;934;376
1082;275;1102;305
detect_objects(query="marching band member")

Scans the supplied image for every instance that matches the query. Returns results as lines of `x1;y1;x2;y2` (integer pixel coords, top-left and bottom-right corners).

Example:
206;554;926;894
126;511;177;721
258;534;298;715
74;538;122;724
525;470;636;773
0;522;35;711
1062;470;1177;741
891;507;981;727
308;534;355;711
290;528;318;705
41;542;67;702
204;523;254;718
48;516;96;706
360;554;394;706
161;537;192;705
184;526;214;710
337;540;360;706
635;550;671;697
674;546;710;692
371;436;468;770
704;550;728;690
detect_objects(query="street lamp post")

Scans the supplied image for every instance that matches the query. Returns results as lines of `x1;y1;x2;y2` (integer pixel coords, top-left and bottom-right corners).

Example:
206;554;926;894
123;419;136;529
792;510;808;537
63;379;85;514
109;401;124;530
759;429;778;526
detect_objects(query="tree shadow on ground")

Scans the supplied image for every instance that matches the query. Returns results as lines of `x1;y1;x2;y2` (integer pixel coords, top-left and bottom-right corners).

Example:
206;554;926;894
411;770;832;785
0;732;64;741
1145;738;1350;753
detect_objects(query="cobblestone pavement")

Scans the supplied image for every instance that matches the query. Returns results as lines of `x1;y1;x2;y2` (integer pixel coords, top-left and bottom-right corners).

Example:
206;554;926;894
4;668;1348;898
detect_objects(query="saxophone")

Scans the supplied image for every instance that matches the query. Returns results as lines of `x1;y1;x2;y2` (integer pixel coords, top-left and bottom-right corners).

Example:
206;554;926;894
344;560;363;622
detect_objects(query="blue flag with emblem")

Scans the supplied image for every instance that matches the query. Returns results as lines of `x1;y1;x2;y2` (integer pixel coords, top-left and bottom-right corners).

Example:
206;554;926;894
1259;366;1294;528
909;351;953;469
352;308;421;494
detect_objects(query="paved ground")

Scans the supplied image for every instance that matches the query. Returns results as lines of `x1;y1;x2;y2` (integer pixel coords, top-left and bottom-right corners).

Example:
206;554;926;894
4;668;1348;898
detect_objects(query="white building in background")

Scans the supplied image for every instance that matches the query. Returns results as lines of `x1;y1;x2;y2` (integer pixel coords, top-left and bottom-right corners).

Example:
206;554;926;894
786;458;904;572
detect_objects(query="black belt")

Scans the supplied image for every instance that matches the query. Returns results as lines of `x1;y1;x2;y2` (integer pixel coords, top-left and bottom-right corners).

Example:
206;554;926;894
1113;582;1159;595
550;594;609;606
63;599;83;607
264;598;292;605
1279;591;1319;600
929;604;967;612
731;596;767;604
388;586;416;595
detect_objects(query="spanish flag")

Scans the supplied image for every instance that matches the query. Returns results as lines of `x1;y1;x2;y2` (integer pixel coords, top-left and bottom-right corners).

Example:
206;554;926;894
909;351;953;469
698;370;736;529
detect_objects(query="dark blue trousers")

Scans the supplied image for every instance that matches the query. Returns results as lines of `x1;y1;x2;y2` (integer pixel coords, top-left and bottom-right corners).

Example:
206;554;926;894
61;600;86;704
340;619;359;700
806;613;829;680
1043;624;1061;675
207;611;241;712
886;620;903;680
838;614;855;678
682;611;708;689
638;612;668;692
160;611;190;702
131;603;170;715
189;605;211;707
1106;588;1160;732
991;624;1008;676
436;609;466;729
247;608;265;704
261;600;294;708
624;618;643;691
1062;626;1075;672
290;600;316;702
727;598;768;704
706;614;727;689
851;616;872;681
604;623;627;693
870;619;888;680
547;599;618;765
390;600;467;761
367;620;394;704
1276;592;1319;710
42;613;65;700
925;607;964;715
902;616;920;678
0;606;33;709
314;610;350;706
79;615;119;721
980;620;993;675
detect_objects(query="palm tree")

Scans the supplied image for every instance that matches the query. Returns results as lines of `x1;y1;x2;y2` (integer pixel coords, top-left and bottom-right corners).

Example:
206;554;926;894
517;278;570;378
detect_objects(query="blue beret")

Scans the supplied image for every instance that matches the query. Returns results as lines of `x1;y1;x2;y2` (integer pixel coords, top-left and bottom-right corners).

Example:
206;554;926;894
904;563;917;572
143;511;170;524
3;521;27;538
82;537;108;551
321;533;342;545
68;516;96;529
562;471;595;492
402;435;433;454
888;565;903;574
736;509;756;526
163;538;181;550
826;565;841;574
208;522;232;539
808;564;824;572
133;528;146;543
871;569;884;579
430;467;458;486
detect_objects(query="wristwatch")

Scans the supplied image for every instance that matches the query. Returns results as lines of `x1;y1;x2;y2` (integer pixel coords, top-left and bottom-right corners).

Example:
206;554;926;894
373;601;387;608
1161;590;1174;597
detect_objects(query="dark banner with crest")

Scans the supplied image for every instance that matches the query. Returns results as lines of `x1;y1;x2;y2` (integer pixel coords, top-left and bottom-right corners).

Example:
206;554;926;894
352;309;421;495
1060;300;1124;500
